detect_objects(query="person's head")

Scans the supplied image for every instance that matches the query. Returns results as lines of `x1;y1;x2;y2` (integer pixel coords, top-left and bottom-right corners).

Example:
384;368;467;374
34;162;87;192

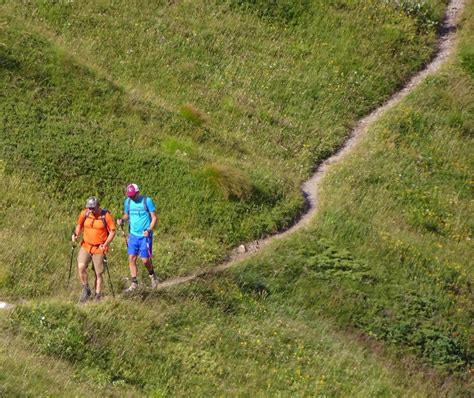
85;196;100;213
126;183;140;200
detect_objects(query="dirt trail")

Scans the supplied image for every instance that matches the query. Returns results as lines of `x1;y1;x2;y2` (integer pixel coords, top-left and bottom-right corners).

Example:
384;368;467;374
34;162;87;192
0;0;466;307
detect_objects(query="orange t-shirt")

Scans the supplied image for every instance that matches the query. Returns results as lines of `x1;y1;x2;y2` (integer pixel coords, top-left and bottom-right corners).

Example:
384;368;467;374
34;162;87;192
77;209;116;254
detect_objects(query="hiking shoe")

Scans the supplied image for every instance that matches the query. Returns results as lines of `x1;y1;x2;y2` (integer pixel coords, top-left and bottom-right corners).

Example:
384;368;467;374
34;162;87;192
124;282;138;293
94;293;102;302
79;286;91;303
149;274;158;289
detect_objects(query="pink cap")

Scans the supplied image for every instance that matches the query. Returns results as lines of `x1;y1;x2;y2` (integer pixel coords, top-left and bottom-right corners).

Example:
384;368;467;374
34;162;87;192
126;183;139;197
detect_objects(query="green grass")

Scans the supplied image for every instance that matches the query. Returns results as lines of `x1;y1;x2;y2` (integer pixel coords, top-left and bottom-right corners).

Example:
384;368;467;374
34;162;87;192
0;315;138;397
223;0;474;379
4;285;453;397
0;0;445;295
1;0;472;396
311;2;474;374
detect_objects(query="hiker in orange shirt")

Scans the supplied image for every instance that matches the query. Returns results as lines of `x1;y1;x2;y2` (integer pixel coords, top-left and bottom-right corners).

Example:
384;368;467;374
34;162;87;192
72;196;116;302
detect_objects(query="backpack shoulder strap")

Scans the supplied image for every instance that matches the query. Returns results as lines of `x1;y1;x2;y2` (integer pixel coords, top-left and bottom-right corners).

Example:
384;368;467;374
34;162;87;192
142;196;149;213
101;209;110;232
80;209;91;228
125;198;131;216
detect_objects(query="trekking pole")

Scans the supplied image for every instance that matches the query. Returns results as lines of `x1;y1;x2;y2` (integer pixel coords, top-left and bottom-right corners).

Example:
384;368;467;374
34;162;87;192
103;255;115;298
67;243;75;287
68;226;77;287
119;223;128;248
146;235;153;259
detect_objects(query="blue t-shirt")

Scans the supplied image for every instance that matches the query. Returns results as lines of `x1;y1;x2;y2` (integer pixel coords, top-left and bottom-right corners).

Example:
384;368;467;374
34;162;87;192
124;196;156;237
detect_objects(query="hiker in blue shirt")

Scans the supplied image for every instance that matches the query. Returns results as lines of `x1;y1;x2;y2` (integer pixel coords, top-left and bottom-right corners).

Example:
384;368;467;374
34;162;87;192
117;183;159;291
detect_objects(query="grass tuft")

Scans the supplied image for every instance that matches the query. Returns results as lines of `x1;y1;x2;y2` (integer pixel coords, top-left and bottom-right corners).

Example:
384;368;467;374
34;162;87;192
201;163;253;200
179;103;209;126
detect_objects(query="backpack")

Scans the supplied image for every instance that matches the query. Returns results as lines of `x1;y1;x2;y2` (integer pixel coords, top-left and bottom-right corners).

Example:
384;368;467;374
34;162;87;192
81;208;110;233
124;196;150;217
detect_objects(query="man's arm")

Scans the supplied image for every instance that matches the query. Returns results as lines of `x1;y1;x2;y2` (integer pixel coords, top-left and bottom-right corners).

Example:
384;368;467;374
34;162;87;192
143;211;157;237
100;230;116;250
72;224;82;242
148;211;157;231
118;213;129;224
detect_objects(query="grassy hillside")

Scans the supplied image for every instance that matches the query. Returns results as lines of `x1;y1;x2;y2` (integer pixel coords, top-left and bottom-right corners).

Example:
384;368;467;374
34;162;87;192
312;0;474;374
0;326;139;397
0;0;444;293
3;286;455;396
2;0;472;396
233;0;474;379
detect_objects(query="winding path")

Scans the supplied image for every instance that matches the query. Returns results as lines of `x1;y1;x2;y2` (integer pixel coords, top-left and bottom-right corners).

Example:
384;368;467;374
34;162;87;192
0;0;466;307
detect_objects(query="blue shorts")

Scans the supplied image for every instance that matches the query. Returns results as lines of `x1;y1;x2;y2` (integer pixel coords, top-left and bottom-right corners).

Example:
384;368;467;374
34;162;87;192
127;234;153;258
